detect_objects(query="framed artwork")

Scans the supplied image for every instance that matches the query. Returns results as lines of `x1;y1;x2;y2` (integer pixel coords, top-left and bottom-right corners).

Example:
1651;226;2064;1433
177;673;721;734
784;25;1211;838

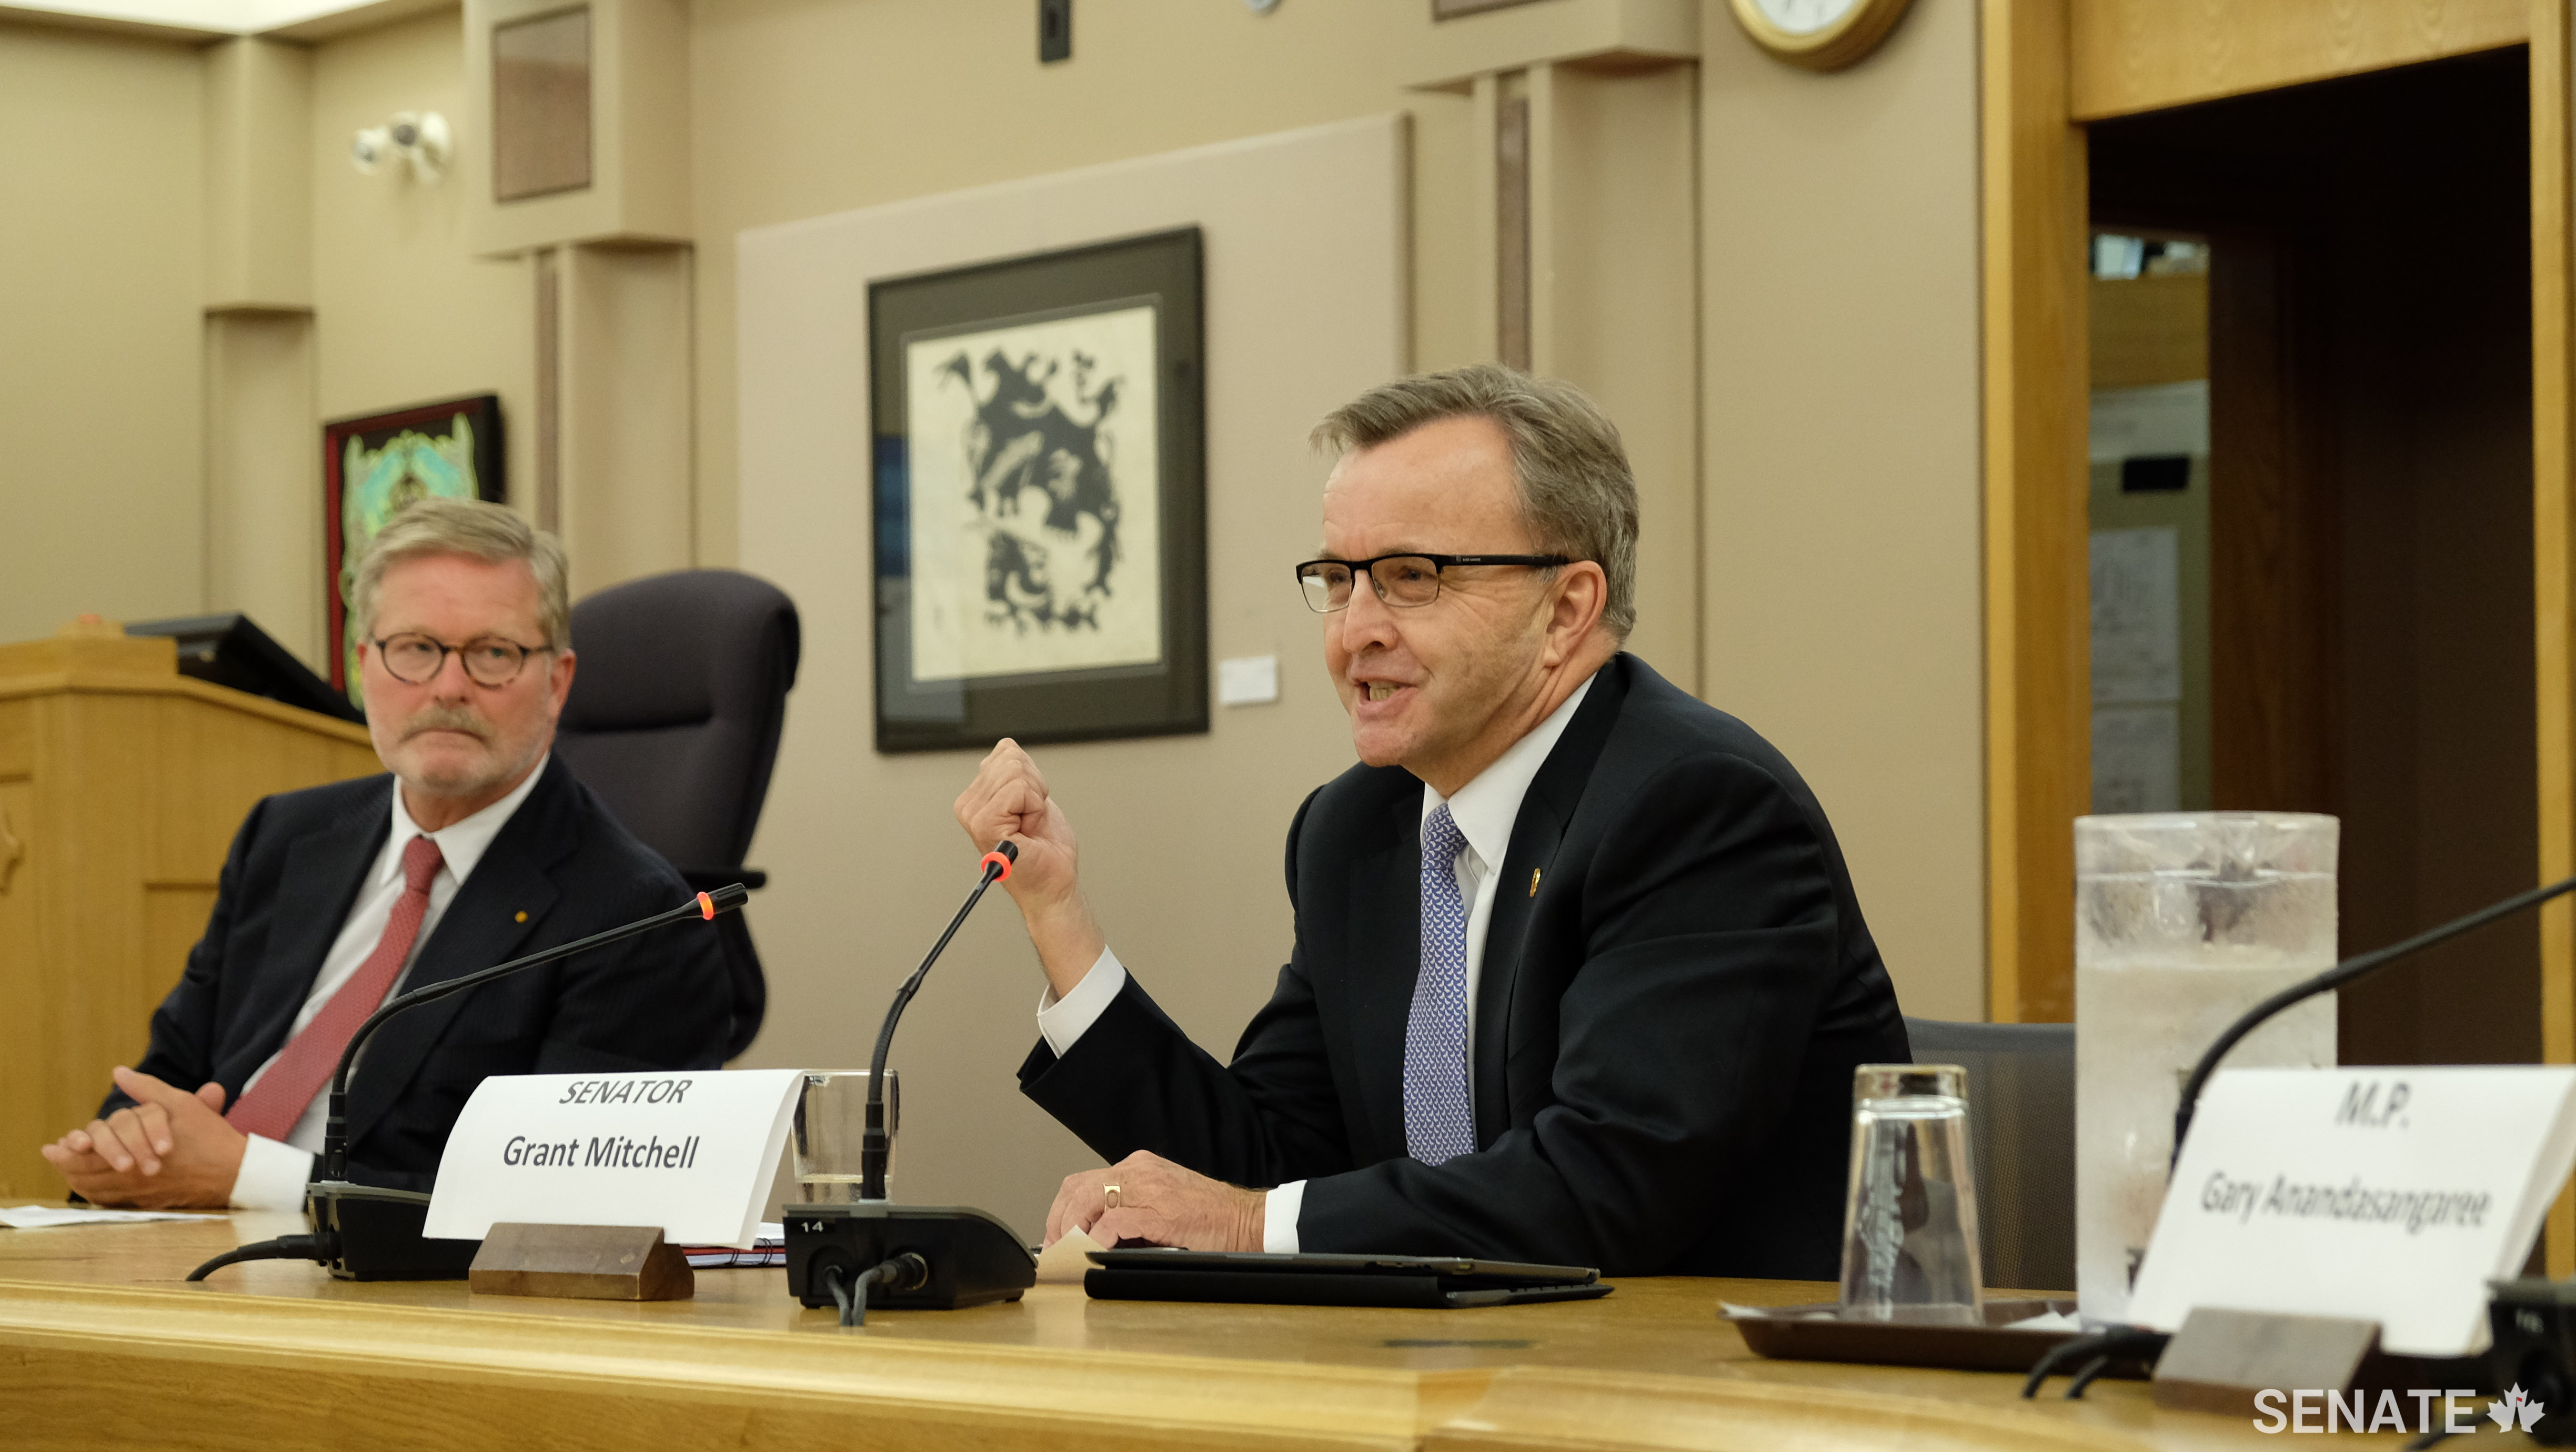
322;395;507;710
869;228;1207;752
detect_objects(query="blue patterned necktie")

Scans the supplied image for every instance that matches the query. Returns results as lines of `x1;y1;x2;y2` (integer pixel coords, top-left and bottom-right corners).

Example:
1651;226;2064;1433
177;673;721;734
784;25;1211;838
1404;802;1477;1165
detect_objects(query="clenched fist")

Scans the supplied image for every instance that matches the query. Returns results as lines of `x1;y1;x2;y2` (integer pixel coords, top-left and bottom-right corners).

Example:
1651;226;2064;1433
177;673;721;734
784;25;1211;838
954;738;1107;997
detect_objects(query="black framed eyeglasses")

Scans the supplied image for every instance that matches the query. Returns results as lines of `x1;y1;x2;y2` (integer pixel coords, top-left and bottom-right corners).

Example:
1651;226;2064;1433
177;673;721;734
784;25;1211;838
371;633;553;687
1293;552;1573;613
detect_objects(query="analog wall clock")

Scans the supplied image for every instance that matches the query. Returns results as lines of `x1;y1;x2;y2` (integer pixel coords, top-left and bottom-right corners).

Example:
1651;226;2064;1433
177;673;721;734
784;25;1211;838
1727;0;1918;72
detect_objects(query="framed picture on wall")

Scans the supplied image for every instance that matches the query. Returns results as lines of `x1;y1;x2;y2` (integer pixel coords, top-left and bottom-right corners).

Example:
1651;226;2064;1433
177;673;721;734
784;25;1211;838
869;227;1207;753
322;394;506;711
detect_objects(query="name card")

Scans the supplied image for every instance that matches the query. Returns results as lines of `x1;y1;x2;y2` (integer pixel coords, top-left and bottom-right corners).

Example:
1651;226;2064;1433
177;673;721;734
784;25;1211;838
2128;1066;2576;1356
422;1069;803;1249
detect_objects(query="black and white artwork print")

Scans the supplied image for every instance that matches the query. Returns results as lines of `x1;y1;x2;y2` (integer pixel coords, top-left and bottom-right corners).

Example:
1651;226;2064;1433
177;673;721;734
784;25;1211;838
902;300;1164;683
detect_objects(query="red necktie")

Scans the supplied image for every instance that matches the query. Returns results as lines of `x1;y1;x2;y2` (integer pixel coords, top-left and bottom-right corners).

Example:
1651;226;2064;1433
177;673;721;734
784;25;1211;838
227;834;446;1142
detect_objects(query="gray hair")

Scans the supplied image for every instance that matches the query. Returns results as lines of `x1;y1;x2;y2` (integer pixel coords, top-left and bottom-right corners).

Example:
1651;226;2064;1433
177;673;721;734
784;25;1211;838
1311;364;1638;639
351;497;570;648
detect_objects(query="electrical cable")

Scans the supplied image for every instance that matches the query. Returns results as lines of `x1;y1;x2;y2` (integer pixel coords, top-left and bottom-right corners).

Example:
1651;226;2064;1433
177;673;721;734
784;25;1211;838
820;1255;929;1327
2061;1355;2117;1400
848;1264;886;1327
2019;1327;2169;1399
186;1233;337;1282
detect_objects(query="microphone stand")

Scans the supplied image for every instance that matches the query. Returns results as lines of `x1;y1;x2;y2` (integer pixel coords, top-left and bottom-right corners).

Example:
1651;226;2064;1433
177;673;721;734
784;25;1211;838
785;842;1037;1325
859;842;1015;1199
2171;870;2576;1165
188;884;750;1283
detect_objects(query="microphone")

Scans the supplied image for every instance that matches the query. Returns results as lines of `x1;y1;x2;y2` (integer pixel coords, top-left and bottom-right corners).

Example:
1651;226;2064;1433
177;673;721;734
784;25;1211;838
2171;870;2576;1164
860;840;1015;1199
783;842;1037;1325
188;884;750;1283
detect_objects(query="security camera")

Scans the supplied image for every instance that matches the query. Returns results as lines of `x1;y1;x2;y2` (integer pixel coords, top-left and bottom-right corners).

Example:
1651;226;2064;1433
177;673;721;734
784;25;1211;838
350;110;452;183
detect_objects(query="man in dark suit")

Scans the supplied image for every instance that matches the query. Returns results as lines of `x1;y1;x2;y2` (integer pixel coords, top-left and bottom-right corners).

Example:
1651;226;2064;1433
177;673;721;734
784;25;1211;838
955;366;1908;1278
39;499;728;1208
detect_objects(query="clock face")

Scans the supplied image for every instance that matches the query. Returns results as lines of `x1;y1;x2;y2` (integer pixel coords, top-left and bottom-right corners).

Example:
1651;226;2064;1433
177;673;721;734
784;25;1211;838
1749;0;1864;35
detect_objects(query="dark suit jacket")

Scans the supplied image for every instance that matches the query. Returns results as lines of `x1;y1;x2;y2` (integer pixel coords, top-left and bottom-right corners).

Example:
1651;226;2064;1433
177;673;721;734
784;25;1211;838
107;755;731;1192
1020;652;1909;1277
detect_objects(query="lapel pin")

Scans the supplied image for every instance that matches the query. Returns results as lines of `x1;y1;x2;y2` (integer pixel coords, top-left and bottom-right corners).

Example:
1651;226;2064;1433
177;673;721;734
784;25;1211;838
1529;869;1542;898
514;910;528;923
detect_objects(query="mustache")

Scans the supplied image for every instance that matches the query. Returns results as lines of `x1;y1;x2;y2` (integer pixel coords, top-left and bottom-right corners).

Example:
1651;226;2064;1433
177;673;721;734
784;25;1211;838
400;705;494;741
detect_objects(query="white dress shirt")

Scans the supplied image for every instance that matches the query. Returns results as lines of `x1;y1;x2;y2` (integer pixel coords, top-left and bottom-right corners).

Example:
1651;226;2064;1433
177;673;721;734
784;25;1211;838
228;758;550;1210
1036;676;1596;1252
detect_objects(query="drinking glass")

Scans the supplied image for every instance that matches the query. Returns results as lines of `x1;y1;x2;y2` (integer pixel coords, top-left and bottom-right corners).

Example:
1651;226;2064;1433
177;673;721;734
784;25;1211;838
1839;1063;1982;1322
792;1070;895;1203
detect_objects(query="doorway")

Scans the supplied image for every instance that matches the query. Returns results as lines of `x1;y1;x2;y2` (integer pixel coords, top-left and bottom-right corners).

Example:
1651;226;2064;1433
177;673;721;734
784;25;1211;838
2086;49;2539;1066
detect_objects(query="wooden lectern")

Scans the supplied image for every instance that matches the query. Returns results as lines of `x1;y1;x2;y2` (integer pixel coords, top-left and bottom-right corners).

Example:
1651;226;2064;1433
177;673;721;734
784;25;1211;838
0;620;381;1203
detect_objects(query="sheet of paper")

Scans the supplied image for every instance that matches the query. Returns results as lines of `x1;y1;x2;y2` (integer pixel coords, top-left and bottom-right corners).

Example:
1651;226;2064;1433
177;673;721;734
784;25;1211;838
0;1205;222;1228
2091;704;2180;814
2089;526;2181;704
1035;1225;1105;1284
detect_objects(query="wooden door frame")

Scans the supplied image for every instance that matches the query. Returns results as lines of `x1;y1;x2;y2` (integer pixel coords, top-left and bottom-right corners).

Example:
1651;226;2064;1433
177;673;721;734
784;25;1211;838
1980;0;2088;1027
1983;0;2576;1269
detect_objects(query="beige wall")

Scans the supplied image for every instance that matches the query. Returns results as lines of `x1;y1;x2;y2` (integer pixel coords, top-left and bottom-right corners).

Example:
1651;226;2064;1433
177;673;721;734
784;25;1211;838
310;8;534;508
0;22;206;645
688;0;1477;575
1699;0;1988;1020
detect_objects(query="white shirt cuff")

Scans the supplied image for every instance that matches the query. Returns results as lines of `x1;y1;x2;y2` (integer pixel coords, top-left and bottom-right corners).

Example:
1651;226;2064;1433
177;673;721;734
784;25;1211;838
1035;946;1129;1059
1263;1180;1304;1253
230;1133;316;1212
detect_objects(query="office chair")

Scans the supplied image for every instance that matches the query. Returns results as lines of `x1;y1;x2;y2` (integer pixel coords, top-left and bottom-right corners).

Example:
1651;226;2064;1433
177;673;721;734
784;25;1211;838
1905;1016;2076;1294
554;569;800;1061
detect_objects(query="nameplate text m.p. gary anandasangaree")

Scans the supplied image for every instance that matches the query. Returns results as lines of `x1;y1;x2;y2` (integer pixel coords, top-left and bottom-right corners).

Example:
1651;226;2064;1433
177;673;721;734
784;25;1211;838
2128;1066;2576;1357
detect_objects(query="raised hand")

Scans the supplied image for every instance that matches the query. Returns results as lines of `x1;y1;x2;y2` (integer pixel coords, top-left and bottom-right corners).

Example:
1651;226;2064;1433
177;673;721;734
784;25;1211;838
954;738;1106;995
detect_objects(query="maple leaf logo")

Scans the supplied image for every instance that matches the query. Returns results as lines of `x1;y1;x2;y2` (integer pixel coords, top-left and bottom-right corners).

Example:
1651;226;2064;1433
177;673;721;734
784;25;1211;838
2491;1384;2548;1433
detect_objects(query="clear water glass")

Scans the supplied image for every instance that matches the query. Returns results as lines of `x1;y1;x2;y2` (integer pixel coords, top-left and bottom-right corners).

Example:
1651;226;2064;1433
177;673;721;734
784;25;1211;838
1839;1063;1983;1322
792;1069;895;1203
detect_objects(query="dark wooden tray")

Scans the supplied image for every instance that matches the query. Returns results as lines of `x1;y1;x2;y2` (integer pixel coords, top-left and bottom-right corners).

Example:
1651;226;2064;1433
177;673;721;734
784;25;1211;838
1722;1298;2085;1372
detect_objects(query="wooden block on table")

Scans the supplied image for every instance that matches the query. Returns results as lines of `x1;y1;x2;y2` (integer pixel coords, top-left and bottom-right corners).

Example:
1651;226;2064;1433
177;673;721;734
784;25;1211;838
2151;1306;2379;1416
468;1223;694;1301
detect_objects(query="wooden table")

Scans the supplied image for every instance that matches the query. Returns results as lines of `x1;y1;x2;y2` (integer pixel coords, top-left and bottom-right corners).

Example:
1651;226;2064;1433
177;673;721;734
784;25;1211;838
0;1212;2353;1450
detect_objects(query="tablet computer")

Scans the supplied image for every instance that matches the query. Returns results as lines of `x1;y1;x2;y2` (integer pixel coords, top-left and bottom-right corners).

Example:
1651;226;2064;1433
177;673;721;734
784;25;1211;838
1084;1248;1614;1308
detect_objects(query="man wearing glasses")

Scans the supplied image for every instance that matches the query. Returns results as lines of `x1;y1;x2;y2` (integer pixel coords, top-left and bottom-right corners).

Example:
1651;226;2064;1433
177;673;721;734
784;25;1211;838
40;498;728;1208
956;365;1909;1277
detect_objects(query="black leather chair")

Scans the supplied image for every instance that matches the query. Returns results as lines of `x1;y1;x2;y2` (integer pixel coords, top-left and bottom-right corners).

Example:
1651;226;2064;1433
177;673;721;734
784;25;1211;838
555;569;800;1060
1905;1016;2076;1294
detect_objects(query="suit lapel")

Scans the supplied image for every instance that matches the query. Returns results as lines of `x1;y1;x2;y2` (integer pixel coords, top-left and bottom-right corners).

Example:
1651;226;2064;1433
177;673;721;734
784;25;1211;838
1471;656;1633;1140
226;781;391;1086
346;761;575;1145
1342;782;1421;1163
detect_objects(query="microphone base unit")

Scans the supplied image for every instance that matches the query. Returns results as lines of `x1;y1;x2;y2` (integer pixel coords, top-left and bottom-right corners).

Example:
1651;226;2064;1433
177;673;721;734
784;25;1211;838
784;1202;1035;1312
306;1180;479;1281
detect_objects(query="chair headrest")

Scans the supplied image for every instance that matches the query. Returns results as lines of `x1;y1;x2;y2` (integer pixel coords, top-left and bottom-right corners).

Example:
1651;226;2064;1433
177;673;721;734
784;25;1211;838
559;569;800;733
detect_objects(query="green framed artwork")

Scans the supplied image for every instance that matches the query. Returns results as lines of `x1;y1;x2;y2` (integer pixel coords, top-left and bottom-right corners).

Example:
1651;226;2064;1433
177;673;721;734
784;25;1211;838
322;395;506;711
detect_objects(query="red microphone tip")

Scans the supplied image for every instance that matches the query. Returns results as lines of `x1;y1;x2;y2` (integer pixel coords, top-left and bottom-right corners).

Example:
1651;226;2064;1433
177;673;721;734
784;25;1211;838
697;891;716;921
980;848;1014;884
